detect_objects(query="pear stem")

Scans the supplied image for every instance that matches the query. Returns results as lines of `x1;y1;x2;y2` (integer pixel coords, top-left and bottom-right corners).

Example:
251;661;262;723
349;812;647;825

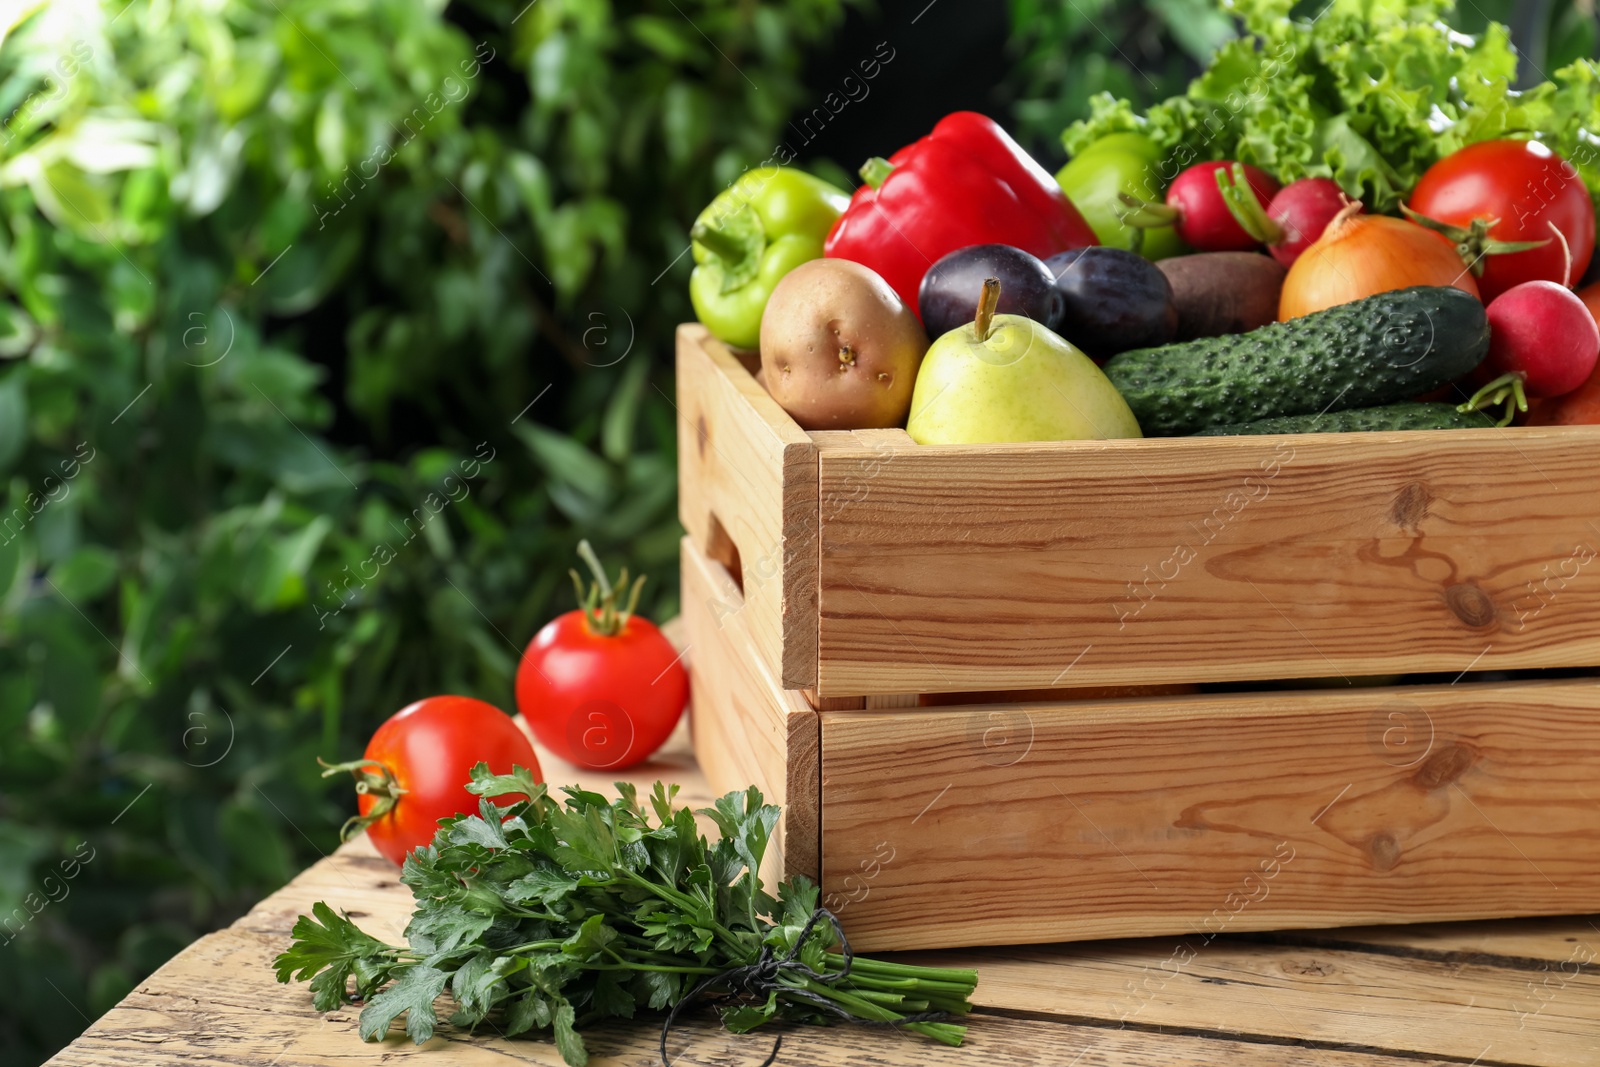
974;277;1000;342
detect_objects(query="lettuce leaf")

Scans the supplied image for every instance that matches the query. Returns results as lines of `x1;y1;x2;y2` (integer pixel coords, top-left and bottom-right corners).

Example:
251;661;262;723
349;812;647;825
1061;0;1600;223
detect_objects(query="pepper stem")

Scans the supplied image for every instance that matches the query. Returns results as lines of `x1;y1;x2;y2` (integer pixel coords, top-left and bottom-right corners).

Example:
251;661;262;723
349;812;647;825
1457;372;1528;428
689;221;746;262
1215;162;1284;245
859;157;894;190
318;757;408;842
570;539;646;637
974;278;1001;342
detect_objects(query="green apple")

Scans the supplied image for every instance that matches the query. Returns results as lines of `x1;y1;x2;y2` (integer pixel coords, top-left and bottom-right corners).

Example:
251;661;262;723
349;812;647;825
906;279;1143;444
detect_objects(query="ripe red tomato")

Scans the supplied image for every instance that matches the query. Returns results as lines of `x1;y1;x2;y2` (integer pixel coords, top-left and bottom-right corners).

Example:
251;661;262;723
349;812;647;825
328;695;541;867
516;544;688;770
1407;140;1595;301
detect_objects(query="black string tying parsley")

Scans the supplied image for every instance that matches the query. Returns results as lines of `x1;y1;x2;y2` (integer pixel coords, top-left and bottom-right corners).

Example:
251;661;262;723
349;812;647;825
273;765;978;1066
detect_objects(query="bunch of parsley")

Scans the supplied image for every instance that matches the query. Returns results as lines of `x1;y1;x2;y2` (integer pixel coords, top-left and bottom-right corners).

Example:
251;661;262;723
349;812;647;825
273;766;976;1065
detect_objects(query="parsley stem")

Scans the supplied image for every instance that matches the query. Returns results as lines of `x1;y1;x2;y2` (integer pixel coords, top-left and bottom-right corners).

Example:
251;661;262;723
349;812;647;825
587;962;722;975
787;975;968;1046
618;869;745;948
825;953;978;985
600;945;720;976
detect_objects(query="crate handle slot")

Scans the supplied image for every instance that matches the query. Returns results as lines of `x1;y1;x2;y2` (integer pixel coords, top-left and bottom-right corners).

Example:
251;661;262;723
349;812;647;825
704;510;745;599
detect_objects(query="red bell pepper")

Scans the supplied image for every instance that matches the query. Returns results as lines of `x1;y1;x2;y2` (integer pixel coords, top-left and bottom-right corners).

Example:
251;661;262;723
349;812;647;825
824;112;1098;314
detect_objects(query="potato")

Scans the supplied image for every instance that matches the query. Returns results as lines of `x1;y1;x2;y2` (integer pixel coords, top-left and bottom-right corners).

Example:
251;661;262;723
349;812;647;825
759;259;928;430
1157;252;1287;341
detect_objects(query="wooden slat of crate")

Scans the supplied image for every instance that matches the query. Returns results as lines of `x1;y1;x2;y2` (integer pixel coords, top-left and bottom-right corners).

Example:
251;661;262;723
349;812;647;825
681;536;819;883
676;324;819;690
820;680;1600;951
812;426;1600;696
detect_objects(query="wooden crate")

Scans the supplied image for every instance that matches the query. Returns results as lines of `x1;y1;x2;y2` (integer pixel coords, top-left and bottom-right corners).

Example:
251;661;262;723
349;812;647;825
675;323;1600;951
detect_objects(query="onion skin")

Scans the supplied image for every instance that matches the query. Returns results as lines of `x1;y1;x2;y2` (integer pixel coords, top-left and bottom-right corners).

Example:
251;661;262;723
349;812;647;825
1279;208;1480;321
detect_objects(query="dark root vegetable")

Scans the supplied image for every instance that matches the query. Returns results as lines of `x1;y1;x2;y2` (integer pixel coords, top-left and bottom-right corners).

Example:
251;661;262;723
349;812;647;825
1155;252;1286;341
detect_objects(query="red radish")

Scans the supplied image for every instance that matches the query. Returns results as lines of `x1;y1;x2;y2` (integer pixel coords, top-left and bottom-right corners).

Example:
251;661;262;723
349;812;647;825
1119;161;1280;253
1217;170;1350;266
1459;281;1600;425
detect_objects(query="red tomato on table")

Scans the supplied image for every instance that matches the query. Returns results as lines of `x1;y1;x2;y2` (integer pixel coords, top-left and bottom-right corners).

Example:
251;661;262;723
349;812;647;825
323;695;540;867
516;542;688;770
1406;139;1595;301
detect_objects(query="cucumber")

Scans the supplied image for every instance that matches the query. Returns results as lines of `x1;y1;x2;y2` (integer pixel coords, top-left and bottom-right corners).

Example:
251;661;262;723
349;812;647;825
1102;286;1490;435
1195;403;1499;436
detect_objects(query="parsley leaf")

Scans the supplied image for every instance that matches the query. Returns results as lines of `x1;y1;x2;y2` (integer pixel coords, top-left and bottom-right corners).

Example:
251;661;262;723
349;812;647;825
278;772;980;1064
358;964;450;1044
551;1000;587;1066
272;902;396;1012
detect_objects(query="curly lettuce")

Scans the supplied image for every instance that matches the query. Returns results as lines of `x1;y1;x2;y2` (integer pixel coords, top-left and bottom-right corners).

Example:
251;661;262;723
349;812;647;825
1062;0;1600;220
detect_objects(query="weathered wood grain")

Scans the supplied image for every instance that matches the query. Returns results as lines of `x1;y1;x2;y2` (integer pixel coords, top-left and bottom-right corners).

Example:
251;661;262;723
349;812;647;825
49;921;1491;1067
820;679;1600;952
1274;914;1600;965
682;536;819;883
49;764;1596;1067
916;932;1600;1067
810;424;1600;696
676;324;819;690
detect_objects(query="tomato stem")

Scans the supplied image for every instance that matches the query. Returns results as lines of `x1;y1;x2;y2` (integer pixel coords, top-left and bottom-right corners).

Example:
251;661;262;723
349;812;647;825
318;757;408;842
570;539;646;637
1399;205;1552;276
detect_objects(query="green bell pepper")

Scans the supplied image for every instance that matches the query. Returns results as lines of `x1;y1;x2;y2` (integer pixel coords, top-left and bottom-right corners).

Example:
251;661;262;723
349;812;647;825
1056;133;1186;261
688;167;849;350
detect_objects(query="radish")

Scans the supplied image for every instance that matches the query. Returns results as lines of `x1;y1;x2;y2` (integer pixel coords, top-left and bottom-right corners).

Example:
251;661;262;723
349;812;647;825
1217;170;1350;266
1459;281;1600;425
1119;161;1280;253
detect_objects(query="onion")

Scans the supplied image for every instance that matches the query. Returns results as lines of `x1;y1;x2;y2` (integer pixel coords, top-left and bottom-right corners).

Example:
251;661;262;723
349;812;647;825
1278;202;1481;321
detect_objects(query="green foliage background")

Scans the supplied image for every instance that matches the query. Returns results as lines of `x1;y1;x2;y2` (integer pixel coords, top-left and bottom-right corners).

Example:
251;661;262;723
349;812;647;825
0;0;1593;1064
0;0;850;1060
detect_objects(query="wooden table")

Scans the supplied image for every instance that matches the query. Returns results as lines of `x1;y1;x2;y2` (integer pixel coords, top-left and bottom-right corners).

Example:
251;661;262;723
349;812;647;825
46;729;1600;1067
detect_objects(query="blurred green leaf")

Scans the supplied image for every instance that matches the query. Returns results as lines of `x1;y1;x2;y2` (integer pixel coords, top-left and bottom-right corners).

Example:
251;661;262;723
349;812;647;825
0;374;26;474
0;1;859;1063
48;545;119;603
